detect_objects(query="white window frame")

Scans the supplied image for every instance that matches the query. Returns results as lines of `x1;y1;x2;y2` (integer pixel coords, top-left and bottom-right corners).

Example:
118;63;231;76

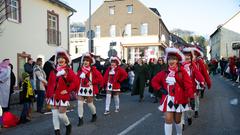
125;24;131;37
7;0;19;22
95;25;101;38
127;5;133;14
110;25;116;37
109;6;115;15
141;23;148;36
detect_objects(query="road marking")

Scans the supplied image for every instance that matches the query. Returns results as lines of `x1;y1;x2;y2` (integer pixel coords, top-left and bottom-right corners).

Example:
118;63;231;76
118;113;152;135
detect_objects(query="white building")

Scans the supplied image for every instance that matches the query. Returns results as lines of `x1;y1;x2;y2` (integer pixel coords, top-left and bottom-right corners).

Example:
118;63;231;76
0;0;76;85
210;11;240;59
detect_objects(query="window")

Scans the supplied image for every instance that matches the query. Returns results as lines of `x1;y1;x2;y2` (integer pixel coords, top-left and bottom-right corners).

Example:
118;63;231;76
47;11;61;46
141;23;148;36
127;5;133;14
6;0;21;22
109;6;115;15
95;25;101;38
125;24;131;37
110;25;116;37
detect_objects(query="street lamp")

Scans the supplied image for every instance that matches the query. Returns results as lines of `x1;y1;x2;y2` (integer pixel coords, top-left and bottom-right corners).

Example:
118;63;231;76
88;0;93;53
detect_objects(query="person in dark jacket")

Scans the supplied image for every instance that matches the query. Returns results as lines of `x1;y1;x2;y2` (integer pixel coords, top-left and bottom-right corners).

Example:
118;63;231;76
43;55;55;81
131;58;149;102
148;58;155;98
20;72;35;123
24;58;34;87
152;57;167;103
8;64;16;110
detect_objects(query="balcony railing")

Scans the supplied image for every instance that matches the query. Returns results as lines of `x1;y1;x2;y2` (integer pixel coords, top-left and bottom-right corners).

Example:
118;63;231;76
47;29;61;46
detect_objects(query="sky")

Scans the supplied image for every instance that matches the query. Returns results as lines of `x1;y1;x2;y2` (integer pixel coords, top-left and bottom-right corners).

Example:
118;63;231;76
65;0;240;37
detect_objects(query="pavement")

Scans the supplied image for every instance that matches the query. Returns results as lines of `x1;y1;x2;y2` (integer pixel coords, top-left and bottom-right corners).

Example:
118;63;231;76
0;74;240;135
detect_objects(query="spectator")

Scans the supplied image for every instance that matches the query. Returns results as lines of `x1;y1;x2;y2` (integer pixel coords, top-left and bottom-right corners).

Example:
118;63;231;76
33;58;47;113
43;55;55;81
20;72;35;123
0;59;11;112
24;57;34;88
131;58;149;102
8;64;16;110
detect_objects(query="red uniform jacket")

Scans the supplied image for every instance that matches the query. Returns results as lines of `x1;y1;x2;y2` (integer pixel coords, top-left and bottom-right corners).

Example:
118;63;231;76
195;58;211;89
151;66;194;104
103;66;128;90
77;66;103;95
183;62;205;93
46;67;79;101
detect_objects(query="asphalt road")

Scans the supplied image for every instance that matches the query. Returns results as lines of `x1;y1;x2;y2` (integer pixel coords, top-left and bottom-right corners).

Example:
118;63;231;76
1;74;240;135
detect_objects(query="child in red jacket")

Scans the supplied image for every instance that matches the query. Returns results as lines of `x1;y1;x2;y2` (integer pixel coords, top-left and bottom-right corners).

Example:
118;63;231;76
103;56;128;115
76;53;103;126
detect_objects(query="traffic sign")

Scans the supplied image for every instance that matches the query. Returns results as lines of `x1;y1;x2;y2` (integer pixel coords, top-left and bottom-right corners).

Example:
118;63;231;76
87;30;95;39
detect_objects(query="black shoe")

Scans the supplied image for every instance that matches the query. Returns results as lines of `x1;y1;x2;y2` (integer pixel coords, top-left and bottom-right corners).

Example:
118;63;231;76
153;99;158;103
91;114;97;122
66;124;72;135
55;129;60;135
182;124;185;131
194;111;199;118
188;118;192;125
77;117;83;126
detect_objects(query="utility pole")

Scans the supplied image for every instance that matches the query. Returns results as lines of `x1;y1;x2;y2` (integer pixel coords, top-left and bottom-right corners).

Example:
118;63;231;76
88;0;92;53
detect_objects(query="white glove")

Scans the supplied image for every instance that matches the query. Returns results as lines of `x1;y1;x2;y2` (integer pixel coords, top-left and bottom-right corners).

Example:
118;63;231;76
0;105;2;116
56;69;66;77
166;76;176;85
80;72;86;79
109;69;115;75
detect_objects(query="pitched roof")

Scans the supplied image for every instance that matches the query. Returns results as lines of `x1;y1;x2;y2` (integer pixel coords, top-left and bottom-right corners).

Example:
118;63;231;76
149;8;161;17
48;0;76;12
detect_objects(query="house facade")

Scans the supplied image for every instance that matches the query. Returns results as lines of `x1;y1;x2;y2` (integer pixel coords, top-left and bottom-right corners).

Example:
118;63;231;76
0;0;76;84
210;11;240;59
86;0;170;63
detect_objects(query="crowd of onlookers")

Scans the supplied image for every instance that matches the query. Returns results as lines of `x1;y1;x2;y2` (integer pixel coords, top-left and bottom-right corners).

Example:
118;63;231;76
208;56;240;87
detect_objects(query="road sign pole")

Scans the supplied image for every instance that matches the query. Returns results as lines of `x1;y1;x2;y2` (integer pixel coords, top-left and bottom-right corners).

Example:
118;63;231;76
88;0;92;53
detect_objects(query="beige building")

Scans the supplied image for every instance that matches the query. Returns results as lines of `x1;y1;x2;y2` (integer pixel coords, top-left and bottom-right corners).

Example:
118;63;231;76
0;0;76;85
86;0;170;63
210;11;240;59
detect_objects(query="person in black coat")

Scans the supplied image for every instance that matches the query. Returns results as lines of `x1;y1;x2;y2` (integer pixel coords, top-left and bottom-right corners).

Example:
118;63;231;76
7;64;16;110
131;58;149;102
43;55;55;81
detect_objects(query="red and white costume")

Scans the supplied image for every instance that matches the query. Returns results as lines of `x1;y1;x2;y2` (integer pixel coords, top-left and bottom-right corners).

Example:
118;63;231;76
151;48;194;113
103;58;128;92
77;66;103;96
193;47;211;89
46;49;79;107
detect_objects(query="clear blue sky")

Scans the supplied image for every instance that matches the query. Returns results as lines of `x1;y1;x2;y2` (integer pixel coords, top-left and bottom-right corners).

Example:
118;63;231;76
66;0;239;37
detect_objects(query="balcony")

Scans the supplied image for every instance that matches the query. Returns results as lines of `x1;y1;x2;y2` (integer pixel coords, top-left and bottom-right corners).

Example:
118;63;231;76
47;29;61;46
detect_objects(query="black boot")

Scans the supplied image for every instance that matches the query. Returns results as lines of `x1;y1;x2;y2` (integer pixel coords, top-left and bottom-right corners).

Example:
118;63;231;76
55;129;60;135
65;124;72;135
188;118;192;125
194;111;199;118
200;91;204;98
91;114;97;122
77;117;83;127
182;124;185;131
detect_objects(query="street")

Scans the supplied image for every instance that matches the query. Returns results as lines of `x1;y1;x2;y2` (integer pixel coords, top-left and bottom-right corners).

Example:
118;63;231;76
1;75;240;135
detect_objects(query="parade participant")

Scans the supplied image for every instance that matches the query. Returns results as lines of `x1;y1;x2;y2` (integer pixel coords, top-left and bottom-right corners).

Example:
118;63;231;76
151;48;194;135
152;57;167;103
181;48;205;129
103;56;128;115
77;53;103;126
193;46;211;99
46;48;79;135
